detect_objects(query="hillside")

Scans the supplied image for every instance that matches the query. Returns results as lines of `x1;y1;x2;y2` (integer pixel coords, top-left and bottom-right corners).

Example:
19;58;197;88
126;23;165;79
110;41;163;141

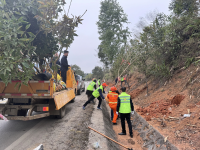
108;64;200;150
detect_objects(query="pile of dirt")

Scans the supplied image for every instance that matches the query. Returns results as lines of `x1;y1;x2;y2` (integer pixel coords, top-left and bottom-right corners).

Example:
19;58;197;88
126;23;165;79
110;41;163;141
170;94;185;105
137;100;172;120
129;86;147;99
137;94;185;120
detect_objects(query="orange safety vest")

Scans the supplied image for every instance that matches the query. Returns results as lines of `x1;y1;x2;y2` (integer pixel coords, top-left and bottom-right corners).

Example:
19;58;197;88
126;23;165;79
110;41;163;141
124;75;127;80
107;92;118;107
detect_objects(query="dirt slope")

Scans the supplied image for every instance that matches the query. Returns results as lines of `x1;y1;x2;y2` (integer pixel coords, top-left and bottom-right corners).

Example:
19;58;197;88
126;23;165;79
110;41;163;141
109;64;200;150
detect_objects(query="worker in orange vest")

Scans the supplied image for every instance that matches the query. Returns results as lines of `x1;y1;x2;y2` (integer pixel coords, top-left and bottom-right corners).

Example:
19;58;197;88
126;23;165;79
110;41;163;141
123;74;130;87
107;86;119;125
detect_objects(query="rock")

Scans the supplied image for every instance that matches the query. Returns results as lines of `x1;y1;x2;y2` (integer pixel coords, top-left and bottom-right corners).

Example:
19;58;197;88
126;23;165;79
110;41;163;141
127;139;135;145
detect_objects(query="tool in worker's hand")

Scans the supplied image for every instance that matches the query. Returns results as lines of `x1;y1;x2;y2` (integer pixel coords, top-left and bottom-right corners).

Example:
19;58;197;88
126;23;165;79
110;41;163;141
88;126;133;150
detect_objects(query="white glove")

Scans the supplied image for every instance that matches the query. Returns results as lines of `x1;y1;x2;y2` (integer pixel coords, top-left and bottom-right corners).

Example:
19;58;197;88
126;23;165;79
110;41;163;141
131;111;134;115
116;112;119;115
105;92;108;94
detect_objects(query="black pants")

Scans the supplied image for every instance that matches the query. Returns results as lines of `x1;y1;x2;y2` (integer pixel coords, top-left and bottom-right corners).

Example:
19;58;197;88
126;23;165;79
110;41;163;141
111;109;113;120
120;113;133;135
86;90;93;100
121;81;124;87
83;95;102;108
124;80;130;87
61;71;67;83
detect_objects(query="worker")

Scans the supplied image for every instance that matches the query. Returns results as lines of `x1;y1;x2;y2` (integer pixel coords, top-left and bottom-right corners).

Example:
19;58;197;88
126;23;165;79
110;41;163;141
123;74;130;87
107;87;119;125
115;77;118;85
120;76;124;87
107;90;120;121
98;78;101;87
86;79;97;104
61;50;69;83
83;83;108;110
117;87;134;138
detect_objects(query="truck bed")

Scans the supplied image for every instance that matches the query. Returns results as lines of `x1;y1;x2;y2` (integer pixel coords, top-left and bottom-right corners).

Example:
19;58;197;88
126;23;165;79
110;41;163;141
0;80;53;99
0;68;77;121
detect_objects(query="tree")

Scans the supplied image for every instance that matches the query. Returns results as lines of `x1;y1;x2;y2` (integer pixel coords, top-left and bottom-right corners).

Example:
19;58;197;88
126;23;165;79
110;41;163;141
169;0;199;16
92;66;104;79
71;64;84;77
85;73;93;81
0;0;85;85
97;0;130;66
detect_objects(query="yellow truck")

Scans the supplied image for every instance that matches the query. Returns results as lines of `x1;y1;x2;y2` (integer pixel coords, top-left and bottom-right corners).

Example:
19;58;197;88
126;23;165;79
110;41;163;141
0;68;77;121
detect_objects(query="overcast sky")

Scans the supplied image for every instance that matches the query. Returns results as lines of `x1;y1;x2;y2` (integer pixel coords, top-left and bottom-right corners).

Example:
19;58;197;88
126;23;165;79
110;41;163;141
63;0;172;73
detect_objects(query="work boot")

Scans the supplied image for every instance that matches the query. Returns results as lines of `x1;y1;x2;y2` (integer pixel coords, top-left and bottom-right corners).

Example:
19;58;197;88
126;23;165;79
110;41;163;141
97;107;102;110
118;132;126;135
130;134;133;138
113;123;117;125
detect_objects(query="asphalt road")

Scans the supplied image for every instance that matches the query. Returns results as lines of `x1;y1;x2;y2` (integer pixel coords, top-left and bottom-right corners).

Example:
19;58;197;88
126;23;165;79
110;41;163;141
0;82;90;150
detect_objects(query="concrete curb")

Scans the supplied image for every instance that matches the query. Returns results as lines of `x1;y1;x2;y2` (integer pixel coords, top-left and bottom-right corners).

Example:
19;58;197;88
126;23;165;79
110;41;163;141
102;100;120;150
132;112;178;150
87;101;108;150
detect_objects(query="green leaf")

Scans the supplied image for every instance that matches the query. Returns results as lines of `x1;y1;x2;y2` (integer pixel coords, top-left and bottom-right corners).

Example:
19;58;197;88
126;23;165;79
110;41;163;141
10;64;13;69
17;26;23;30
19;38;30;42
6;67;11;71
18;83;22;91
27;32;35;37
14;82;19;89
14;11;21;15
26;24;31;30
19;42;26;47
22;62;29;68
3;69;6;75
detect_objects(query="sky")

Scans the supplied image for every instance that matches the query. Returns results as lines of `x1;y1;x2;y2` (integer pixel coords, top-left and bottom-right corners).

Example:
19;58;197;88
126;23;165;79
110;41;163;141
62;0;172;73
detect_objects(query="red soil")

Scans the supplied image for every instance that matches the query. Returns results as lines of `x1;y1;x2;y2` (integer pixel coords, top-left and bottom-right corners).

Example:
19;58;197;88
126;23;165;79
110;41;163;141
136;94;185;120
107;64;200;150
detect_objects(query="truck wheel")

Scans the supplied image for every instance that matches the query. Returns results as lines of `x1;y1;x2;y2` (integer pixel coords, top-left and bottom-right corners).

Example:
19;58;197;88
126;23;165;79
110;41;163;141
70;97;75;103
77;89;81;95
70;90;76;103
57;105;66;119
18;109;28;116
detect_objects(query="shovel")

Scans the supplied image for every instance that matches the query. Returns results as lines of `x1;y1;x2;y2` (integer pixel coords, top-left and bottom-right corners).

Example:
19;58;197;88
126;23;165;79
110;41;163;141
88;126;133;150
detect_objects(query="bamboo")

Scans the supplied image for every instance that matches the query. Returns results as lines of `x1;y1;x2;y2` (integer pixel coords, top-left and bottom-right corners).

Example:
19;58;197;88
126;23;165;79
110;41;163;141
88;126;133;150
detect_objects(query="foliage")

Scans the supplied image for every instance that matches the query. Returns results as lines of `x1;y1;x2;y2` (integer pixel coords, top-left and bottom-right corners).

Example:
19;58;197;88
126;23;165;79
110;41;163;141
35;0;84;49
106;0;200;82
85;73;93;81
169;0;199;16
130;0;200;80
0;0;36;85
97;0;130;66
0;0;84;85
71;64;84;77
92;66;104;79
